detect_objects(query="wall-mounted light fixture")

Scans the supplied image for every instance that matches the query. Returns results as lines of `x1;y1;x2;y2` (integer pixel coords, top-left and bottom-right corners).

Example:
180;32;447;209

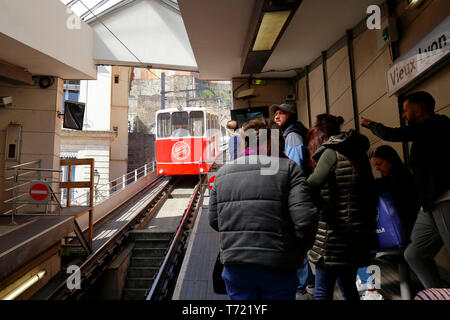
241;0;303;75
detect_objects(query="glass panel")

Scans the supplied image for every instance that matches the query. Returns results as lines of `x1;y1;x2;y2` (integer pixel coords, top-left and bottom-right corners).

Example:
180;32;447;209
190;111;204;136
171;112;189;137
157;113;171;138
61;0;126;20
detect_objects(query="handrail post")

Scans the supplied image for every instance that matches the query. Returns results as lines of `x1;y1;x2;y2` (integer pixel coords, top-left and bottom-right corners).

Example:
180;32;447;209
144;164;147;176
67;164;72;207
122;175;126;189
135;169;138;183
89;160;94;249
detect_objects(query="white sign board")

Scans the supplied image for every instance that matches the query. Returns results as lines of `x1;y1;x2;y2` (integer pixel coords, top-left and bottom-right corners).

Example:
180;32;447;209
387;16;450;96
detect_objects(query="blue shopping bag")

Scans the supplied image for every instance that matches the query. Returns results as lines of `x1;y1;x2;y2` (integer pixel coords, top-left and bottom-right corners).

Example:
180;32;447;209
375;189;406;250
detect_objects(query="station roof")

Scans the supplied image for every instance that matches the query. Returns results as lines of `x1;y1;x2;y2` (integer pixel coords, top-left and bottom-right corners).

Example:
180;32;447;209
59;0;179;22
1;0;385;82
178;0;384;80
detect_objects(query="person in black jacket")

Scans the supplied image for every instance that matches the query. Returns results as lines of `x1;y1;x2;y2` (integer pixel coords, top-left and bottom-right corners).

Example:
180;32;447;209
209;119;318;300
361;91;450;289
357;145;420;300
307;115;378;300
369;145;420;240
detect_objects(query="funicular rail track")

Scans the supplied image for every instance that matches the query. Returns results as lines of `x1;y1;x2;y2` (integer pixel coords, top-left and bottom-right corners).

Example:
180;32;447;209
48;174;206;300
146;180;203;300
48;175;173;300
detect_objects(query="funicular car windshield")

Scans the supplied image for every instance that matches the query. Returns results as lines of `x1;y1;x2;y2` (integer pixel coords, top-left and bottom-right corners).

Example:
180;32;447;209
157;110;205;138
190;111;204;136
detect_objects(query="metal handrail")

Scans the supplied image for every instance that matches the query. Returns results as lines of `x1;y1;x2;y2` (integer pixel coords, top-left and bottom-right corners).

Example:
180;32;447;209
6;160;41;170
2;159;62;222
17;168;62;173
5;170;35;181
4;181;31;192
64;161;156;206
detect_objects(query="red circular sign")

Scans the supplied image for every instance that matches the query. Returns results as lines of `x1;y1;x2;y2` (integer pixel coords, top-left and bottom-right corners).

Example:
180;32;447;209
208;176;216;191
29;183;49;201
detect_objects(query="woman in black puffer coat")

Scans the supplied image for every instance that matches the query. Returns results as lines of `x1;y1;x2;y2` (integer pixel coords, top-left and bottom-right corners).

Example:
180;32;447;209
306;115;378;300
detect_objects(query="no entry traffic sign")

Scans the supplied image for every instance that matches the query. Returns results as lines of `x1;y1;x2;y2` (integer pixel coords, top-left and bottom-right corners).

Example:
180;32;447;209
29;183;49;201
208;175;216;191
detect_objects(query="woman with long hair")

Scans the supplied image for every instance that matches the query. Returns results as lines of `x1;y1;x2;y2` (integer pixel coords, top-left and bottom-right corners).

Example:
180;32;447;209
356;145;420;300
306;115;378;300
369;145;419;239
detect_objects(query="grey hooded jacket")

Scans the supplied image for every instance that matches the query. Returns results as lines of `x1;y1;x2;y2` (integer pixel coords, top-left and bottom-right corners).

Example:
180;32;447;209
209;155;318;272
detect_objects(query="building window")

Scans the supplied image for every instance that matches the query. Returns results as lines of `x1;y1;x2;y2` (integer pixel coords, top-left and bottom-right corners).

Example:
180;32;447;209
114;75;120;84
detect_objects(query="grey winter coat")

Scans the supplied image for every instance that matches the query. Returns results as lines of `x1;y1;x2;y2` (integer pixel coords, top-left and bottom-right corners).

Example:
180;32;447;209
209;155;318;272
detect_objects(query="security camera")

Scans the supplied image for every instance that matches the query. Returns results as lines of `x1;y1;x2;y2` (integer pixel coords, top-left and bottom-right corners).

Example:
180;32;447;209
0;96;13;108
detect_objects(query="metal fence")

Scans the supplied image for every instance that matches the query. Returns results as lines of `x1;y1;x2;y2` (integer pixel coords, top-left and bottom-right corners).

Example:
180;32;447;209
3;160;63;225
66;161;156;207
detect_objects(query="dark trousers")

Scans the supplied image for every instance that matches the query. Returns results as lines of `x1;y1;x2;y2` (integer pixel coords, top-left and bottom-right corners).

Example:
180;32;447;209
404;200;450;289
222;264;298;300
314;266;360;300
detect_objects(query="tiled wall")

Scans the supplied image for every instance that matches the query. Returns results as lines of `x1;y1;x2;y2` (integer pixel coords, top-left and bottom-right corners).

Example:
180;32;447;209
297;0;449;163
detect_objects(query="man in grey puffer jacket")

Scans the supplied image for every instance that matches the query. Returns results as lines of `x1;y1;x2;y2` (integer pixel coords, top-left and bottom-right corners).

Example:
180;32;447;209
209;119;318;300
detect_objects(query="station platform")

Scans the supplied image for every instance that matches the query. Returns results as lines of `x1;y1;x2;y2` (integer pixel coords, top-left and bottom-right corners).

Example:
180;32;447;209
173;195;420;300
0;206;91;281
173;197;229;300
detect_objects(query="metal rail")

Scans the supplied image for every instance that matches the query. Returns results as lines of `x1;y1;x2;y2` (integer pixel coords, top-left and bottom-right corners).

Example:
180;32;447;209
48;175;171;300
146;180;203;300
67;161;155;207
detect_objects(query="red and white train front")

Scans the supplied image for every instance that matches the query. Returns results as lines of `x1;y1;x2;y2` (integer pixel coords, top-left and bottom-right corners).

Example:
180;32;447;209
155;107;220;175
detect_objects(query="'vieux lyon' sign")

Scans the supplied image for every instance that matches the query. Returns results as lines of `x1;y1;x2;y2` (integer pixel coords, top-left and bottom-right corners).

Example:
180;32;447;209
387;16;450;96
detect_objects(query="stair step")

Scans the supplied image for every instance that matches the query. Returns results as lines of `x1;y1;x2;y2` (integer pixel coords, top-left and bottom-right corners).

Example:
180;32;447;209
122;288;148;300
134;239;171;248
130;231;173;240
132;248;167;257
131;257;164;267
125;277;155;288
127;267;160;278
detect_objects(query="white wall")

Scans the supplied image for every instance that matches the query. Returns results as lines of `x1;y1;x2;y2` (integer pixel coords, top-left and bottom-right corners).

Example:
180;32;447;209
79;66;112;131
0;0;96;79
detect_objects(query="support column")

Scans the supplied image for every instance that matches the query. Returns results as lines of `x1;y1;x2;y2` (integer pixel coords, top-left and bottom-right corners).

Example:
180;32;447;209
0;77;63;213
346;29;360;132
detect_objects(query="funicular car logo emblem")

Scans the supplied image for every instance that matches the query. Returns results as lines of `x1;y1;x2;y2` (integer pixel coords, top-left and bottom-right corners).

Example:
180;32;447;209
172;141;190;161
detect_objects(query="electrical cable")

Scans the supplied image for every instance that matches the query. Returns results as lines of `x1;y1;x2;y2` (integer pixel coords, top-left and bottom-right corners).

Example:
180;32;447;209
77;0;161;80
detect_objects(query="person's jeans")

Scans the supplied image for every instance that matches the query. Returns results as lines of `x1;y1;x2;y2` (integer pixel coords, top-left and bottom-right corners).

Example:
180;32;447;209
314;266;360;300
297;258;314;291
404;200;450;289
222;264;298;300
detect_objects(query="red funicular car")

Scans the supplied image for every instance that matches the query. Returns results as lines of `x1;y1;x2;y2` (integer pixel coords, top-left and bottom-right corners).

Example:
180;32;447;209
155;107;220;175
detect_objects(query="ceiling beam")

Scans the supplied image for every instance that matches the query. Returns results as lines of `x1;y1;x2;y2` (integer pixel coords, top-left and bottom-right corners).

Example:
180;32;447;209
0;60;33;85
241;0;303;75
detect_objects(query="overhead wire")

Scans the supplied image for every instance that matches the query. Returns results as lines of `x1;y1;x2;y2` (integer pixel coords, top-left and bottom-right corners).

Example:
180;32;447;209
76;0;161;80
